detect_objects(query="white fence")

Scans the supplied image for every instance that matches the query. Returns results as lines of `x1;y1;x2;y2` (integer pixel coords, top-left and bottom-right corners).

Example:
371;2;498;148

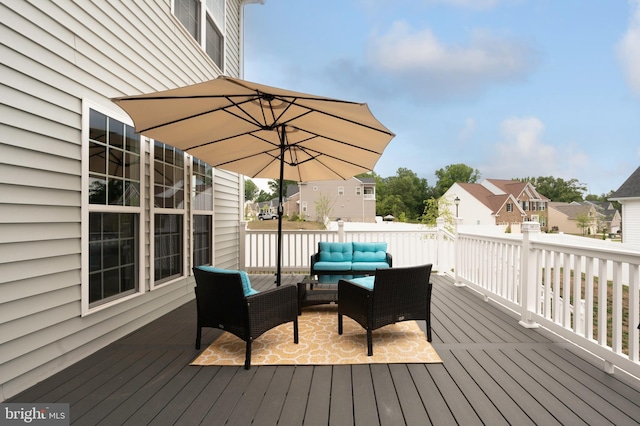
456;222;640;378
240;220;455;274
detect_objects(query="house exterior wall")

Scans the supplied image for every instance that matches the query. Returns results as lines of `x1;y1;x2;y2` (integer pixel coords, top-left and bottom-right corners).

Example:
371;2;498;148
298;179;376;222
0;0;245;400
547;208;580;234
444;184;495;226
620;199;640;247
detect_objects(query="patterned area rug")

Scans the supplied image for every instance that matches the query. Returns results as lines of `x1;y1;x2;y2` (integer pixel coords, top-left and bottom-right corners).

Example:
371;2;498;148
191;305;441;366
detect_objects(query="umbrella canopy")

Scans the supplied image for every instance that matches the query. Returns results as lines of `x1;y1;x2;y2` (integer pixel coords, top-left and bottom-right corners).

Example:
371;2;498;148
112;75;395;285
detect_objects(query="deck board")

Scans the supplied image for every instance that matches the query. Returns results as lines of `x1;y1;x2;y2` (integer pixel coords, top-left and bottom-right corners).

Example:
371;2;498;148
8;273;640;425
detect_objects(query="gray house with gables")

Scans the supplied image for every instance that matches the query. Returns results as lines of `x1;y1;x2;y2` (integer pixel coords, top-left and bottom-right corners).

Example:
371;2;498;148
0;0;258;400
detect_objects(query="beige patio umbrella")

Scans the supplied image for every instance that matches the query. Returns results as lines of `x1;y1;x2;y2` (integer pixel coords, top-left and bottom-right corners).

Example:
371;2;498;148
112;75;395;286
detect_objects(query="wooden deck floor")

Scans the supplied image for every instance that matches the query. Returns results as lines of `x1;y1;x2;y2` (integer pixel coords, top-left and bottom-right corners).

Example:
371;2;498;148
10;274;640;425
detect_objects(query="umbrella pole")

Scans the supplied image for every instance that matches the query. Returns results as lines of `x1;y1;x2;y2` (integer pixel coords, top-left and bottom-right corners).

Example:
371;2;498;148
276;128;285;287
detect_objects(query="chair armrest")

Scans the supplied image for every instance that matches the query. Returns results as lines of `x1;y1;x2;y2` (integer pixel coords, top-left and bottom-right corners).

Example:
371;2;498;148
246;284;298;337
310;252;320;274
386;252;393;267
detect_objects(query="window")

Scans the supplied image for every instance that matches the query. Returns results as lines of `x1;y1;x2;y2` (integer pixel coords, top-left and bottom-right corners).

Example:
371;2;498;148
363;187;375;200
301;201;308;213
506;203;513;212
355;187;362;196
193;157;213;266
206;15;223;68
174;0;225;69
175;0;199;41
153;142;186;284
87;108;141;308
338;186;344;196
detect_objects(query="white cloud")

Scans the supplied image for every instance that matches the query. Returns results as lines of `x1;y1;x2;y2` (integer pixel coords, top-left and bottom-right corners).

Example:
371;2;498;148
617;0;640;97
362;21;538;100
458;118;476;141
422;0;501;10
482;117;590;180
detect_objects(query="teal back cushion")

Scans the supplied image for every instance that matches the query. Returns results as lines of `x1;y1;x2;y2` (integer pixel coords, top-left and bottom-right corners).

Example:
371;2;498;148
197;266;258;296
352;242;387;262
318;242;353;262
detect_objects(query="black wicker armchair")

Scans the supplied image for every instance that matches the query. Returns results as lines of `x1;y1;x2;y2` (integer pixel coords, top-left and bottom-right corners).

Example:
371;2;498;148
338;264;433;356
193;267;299;369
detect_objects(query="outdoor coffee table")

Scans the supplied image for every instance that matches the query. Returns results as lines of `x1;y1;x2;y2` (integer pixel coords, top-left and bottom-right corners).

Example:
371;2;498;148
297;275;340;315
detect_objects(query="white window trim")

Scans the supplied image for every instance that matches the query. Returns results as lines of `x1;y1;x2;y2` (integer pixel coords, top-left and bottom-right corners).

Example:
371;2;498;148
150;141;189;290
81;99;146;316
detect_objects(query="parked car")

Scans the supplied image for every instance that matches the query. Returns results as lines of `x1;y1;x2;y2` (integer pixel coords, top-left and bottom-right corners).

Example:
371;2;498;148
258;212;277;220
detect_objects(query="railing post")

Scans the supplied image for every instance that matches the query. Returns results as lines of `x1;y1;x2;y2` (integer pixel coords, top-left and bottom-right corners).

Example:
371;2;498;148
435;217;444;272
338;220;345;242
454;217;465;287
239;221;247;270
519;221;541;328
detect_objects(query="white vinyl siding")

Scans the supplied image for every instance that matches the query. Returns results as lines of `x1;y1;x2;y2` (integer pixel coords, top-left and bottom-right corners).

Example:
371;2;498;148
0;0;244;401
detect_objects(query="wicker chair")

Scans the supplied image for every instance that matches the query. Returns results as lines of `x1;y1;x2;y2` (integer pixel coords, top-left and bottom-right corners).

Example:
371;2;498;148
338;264;433;356
193;267;299;369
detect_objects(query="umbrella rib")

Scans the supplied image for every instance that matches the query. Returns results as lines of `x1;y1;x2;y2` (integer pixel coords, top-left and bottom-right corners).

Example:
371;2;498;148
129;96;260;134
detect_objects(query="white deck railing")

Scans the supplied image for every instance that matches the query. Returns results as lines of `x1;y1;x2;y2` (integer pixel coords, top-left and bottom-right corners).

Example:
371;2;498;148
455;222;640;378
240;220;640;378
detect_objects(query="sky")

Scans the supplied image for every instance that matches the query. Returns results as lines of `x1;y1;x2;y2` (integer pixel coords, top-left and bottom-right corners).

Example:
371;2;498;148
243;0;640;197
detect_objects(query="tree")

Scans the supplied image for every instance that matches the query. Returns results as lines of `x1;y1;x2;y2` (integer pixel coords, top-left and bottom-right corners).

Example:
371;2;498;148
575;213;592;236
433;163;480;198
244;179;259;201
268;179;297;199
517;176;585;202
421;197;455;233
314;192;334;224
377;168;430;221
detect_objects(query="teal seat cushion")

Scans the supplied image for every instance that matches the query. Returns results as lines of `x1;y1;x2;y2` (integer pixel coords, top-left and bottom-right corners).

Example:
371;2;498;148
348;276;375;290
318;242;353;262
313;261;353;271
351;262;390;271
352;242;387;262
197;266;259;297
317;274;364;283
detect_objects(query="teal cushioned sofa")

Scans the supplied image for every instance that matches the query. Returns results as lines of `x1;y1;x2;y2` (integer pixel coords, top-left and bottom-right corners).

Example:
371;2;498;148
310;242;392;276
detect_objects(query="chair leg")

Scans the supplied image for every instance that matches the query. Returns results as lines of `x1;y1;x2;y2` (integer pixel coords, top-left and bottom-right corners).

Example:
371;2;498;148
426;308;432;342
338;314;343;335
244;340;252;370
293;318;299;344
367;329;373;356
195;326;202;350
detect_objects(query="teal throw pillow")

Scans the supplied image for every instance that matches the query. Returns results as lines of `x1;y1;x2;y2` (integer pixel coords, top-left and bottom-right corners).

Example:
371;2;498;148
197;266;259;296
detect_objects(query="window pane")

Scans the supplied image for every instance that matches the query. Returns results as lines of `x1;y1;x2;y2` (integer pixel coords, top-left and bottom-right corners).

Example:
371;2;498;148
154;214;183;282
175;0;199;41
193;215;212;266
89;110;107;143
88;212;138;306
89;142;106;174
108;117;125;149
89;109;140;205
193;158;213;211
206;17;223;68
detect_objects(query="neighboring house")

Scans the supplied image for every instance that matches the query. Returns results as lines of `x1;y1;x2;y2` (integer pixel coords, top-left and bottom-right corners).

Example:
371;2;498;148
1;0;257;401
609;165;640;248
444;182;526;231
547;202;601;235
584;200;622;234
481;179;550;229
291;177;377;222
